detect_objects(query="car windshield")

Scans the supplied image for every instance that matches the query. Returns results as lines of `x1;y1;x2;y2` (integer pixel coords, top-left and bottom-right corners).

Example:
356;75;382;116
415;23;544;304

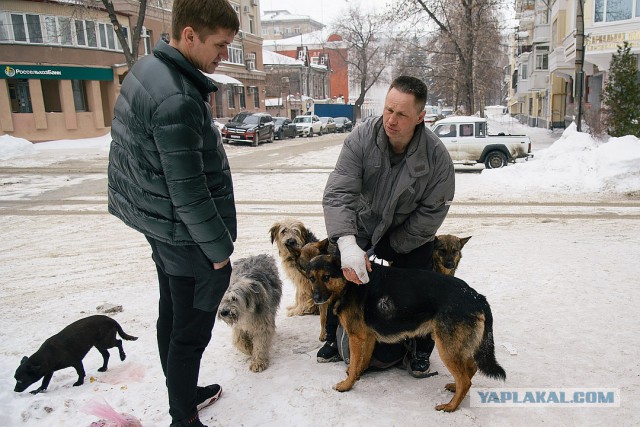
320;118;329;123
274;118;286;125
231;113;250;122
242;115;260;124
334;118;346;124
294;117;311;123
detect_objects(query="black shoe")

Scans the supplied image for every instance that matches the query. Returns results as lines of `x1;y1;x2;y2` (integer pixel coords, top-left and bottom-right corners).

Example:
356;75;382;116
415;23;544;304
170;413;207;427
406;350;432;378
316;341;342;363
196;384;222;412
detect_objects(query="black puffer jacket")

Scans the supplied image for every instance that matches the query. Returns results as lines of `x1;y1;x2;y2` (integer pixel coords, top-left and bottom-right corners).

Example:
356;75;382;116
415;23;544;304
108;40;236;263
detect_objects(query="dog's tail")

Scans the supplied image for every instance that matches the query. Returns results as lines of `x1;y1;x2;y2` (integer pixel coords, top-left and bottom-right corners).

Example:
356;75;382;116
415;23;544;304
474;303;506;381
116;323;138;341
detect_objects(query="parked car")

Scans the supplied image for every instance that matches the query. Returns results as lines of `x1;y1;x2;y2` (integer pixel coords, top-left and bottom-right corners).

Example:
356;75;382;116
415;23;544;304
222;112;274;147
273;117;297;140
431;116;532;168
423;113;440;126
319;117;337;134
293;114;323;137
333;117;353;133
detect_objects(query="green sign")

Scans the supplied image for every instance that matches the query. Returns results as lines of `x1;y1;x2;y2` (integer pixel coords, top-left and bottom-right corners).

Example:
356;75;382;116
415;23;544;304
1;64;113;81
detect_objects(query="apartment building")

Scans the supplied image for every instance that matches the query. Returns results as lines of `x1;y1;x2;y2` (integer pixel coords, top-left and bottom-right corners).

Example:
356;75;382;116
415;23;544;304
261;10;324;40
0;0;267;142
509;0;640;129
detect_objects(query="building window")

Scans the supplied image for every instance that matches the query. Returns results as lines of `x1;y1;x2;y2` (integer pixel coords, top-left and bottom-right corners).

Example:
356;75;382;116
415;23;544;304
262;28;268;36
86;21;98;47
521;63;528;80
72;80;88;112
239;87;246;109
227;89;235;109
8;79;32;113
535;47;549;70
595;0;635;22
76;19;86;46
0;13;9;41
26;14;43;43
249;16;254;34
226;44;244;64
142;27;152;55
41;80;62;112
253;88;260;108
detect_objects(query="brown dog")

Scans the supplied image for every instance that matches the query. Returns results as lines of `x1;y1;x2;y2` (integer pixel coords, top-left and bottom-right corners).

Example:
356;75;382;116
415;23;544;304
433;235;471;276
298;239;505;412
269;219;320;316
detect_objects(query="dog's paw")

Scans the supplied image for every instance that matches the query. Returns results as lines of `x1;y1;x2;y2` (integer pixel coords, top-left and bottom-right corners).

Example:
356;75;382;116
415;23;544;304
250;360;268;372
333;380;353;392
435;402;458;412
30;389;44;395
97;367;107;372
319;331;326;341
72;379;84;387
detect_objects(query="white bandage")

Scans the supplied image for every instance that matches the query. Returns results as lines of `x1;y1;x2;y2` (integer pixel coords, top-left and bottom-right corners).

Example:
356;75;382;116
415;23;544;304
337;235;369;284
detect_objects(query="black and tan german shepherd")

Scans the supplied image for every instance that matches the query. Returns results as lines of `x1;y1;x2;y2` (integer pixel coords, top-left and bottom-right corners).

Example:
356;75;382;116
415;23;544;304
292;239;505;412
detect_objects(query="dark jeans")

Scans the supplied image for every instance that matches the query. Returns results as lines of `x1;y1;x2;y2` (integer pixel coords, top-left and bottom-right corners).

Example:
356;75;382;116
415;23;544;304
325;238;436;363
146;236;232;422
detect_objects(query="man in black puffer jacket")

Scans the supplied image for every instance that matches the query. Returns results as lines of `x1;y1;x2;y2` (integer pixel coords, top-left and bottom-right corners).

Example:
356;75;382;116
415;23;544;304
108;1;239;426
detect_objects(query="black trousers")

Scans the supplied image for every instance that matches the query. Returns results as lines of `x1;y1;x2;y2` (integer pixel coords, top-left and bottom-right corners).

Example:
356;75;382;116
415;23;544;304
146;236;232;422
325;238;436;362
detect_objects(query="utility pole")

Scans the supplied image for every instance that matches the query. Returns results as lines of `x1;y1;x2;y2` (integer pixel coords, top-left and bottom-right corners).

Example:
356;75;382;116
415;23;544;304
575;0;585;131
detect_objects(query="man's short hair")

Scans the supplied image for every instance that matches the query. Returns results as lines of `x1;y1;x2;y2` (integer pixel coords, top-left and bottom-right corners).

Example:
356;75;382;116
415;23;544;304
172;0;240;41
388;76;428;113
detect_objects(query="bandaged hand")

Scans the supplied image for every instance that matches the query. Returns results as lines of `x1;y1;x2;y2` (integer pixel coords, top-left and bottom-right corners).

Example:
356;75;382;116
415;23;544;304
337;235;371;284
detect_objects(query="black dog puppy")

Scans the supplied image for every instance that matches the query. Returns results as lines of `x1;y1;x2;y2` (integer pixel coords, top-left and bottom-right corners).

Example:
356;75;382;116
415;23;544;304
14;315;138;394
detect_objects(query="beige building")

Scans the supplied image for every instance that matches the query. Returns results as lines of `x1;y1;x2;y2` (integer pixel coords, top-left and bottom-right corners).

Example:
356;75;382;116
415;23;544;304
261;10;324;40
1;0;267;142
509;0;640;129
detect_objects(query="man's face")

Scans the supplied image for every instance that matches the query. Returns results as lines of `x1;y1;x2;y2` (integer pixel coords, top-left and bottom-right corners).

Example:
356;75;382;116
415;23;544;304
186;27;236;74
382;88;425;148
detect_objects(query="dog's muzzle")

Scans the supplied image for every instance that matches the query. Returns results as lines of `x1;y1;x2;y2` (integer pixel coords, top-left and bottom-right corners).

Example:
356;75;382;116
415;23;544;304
218;308;237;324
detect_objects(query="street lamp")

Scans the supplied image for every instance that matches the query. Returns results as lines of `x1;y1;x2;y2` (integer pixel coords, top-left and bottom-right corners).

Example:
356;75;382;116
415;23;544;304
281;77;290;118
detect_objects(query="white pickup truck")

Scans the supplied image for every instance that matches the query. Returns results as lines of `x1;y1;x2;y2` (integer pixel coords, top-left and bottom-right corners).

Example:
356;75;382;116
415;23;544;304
431;116;533;168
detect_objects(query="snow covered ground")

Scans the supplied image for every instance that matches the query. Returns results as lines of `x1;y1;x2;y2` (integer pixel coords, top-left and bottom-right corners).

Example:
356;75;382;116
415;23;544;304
0;116;639;426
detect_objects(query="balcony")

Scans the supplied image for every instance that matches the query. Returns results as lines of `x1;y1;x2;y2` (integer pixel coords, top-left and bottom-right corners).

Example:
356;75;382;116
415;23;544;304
532;24;550;44
529;70;549;90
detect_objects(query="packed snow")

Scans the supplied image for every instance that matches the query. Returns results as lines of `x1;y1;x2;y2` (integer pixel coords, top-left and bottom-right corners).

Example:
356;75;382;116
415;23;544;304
0;116;638;426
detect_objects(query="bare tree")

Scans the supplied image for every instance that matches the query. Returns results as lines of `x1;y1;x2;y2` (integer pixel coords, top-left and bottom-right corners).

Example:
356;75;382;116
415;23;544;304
329;6;399;118
75;0;151;69
396;0;507;114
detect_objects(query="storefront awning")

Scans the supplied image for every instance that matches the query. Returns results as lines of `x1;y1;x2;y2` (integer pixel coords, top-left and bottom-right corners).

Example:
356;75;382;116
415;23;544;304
203;73;243;86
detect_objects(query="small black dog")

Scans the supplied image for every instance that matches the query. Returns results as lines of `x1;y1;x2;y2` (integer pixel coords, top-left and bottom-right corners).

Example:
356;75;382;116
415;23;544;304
14;315;138;394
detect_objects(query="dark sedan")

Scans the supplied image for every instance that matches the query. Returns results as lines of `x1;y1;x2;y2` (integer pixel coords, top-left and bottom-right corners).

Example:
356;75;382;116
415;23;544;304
334;117;353;133
273;117;297;140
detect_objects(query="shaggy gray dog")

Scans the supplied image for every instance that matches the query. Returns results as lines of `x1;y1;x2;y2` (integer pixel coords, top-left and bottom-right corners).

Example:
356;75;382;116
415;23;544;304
218;254;282;372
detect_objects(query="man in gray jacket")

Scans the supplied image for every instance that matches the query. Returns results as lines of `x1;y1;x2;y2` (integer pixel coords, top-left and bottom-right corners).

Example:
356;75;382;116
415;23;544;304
321;76;455;377
108;1;239;426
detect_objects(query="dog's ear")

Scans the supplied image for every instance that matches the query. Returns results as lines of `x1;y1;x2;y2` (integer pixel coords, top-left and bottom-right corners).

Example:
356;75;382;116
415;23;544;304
460;236;472;248
20;356;29;365
268;223;281;244
317;238;330;254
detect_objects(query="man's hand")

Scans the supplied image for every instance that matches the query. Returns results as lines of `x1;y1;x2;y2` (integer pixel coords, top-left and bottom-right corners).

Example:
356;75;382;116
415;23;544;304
213;258;229;270
337;236;371;284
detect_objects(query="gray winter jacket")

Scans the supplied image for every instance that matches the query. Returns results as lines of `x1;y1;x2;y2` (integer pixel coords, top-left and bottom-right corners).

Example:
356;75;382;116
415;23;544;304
108;40;236;263
323;117;455;253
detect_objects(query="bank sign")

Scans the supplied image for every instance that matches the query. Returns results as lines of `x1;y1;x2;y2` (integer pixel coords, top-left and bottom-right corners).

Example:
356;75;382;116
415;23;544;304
2;65;113;81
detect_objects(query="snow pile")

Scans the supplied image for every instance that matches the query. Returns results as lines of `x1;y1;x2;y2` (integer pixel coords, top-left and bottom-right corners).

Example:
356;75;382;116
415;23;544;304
479;122;640;194
0;134;35;160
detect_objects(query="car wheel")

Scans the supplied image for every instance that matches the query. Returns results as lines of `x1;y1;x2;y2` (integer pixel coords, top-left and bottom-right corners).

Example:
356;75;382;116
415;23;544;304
268;130;274;143
319;127;324;136
252;133;259;147
484;151;508;169
308;128;313;137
